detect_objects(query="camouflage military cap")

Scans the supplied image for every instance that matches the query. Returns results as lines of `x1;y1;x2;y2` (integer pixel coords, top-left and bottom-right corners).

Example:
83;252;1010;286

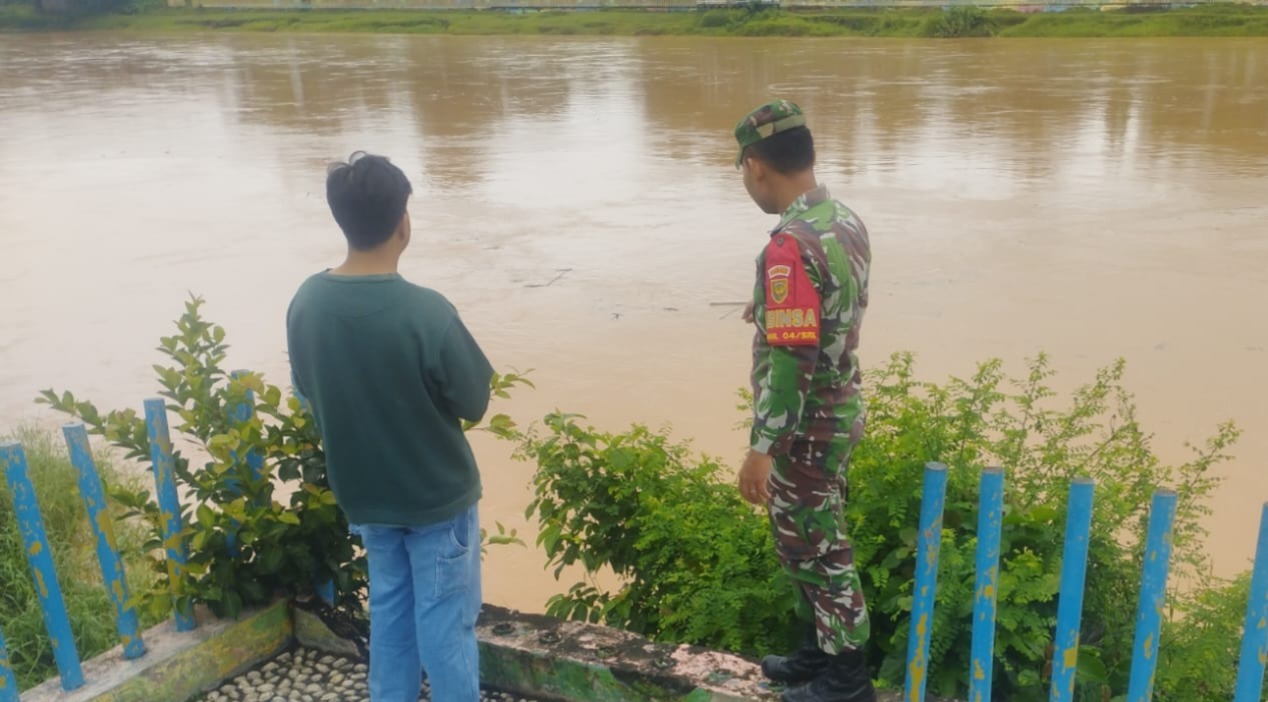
734;99;807;168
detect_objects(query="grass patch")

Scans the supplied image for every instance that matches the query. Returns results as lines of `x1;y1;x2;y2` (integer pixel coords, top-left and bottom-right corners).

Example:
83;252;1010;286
1001;3;1268;37
0;427;158;691
4;3;1268;37
0;2;68;29
923;5;996;37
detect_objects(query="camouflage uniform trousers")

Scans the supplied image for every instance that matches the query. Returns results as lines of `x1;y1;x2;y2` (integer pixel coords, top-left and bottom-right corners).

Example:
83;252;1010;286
767;445;870;656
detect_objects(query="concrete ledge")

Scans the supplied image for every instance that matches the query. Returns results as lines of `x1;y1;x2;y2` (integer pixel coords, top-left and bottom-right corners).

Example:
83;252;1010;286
31;599;937;702
291;601;361;660
298;604;922;702
473;607;937;701
475;606;784;702
23;600;293;702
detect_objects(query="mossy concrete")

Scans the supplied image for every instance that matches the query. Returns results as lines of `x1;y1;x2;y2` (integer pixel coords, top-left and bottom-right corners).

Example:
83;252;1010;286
297;604;939;701
28;599;946;702
22;601;292;702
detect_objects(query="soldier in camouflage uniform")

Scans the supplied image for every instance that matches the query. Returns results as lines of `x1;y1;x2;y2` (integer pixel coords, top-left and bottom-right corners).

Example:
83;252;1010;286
732;100;876;702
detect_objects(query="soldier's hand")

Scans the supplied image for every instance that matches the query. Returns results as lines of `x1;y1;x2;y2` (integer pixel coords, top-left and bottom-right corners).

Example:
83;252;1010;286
738;450;772;506
742;300;756;324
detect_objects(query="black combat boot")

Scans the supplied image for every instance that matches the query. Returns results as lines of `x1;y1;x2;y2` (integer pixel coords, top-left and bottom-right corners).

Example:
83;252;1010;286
780;648;876;702
761;624;829;685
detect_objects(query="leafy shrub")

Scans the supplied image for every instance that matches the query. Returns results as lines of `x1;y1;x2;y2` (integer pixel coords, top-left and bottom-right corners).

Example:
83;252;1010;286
925;6;996;38
38;296;527;624
736;14;816;36
696;9;735;29
520;352;1247;701
1156;573;1253;702
521;414;798;656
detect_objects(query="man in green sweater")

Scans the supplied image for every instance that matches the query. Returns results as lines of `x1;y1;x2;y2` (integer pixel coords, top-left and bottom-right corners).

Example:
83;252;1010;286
286;152;493;702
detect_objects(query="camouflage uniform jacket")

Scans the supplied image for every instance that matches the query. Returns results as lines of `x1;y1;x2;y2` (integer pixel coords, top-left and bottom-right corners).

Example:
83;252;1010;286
750;185;871;469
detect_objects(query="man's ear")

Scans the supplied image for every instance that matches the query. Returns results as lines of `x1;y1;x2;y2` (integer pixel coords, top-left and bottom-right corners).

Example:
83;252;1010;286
745;156;765;181
396;210;411;246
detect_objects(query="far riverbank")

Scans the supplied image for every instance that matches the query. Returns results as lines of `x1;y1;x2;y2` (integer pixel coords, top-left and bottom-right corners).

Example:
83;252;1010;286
4;4;1268;37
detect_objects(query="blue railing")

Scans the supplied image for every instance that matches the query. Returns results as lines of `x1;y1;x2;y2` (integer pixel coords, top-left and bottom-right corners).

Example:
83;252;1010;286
0;399;195;699
0;387;337;699
1;440;87;695
1;627;19;701
901;462;1268;702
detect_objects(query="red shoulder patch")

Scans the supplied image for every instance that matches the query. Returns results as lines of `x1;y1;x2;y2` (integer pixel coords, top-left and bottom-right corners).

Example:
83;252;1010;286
763;234;820;347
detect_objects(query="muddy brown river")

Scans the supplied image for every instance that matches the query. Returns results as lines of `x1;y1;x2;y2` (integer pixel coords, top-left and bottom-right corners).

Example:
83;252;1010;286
1;33;1265;612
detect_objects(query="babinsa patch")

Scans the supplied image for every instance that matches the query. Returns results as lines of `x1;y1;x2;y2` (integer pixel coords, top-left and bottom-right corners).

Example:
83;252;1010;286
764;234;820;347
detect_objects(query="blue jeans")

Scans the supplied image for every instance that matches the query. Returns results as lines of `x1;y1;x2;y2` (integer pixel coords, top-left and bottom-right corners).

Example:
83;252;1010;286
352;505;482;702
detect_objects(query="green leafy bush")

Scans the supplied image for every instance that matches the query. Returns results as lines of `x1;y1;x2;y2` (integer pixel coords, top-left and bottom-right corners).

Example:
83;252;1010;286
696;9;736;29
38;296;527;623
521;414;798;655
520;352;1248;701
924;6;996;38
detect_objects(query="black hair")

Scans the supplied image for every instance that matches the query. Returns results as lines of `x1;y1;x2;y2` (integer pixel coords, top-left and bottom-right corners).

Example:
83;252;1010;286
326;152;413;251
746;127;816;175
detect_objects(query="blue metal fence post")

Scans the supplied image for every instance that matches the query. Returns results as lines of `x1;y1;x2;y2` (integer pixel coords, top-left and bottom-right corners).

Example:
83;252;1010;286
0;442;85;691
143;398;196;632
224;370;265;557
228;370;264;486
1049;478;1095;702
1126;489;1177;702
904;462;949;702
62;423;147;660
969;467;1005;702
0;626;19;702
1234;502;1268;702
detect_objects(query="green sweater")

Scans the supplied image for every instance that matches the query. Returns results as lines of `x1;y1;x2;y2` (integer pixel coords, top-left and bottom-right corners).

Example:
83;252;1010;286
286;272;493;526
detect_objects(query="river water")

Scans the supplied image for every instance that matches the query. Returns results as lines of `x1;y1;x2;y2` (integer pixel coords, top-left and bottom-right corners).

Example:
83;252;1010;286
1;33;1265;612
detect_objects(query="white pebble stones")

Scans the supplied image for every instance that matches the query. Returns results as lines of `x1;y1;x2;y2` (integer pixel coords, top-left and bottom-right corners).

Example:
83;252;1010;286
194;647;537;701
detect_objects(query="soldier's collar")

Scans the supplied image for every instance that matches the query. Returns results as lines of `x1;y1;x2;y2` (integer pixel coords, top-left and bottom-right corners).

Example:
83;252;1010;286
773;185;831;232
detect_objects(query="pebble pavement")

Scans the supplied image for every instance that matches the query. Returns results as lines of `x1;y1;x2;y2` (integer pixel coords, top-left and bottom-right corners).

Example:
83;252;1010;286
193;647;541;702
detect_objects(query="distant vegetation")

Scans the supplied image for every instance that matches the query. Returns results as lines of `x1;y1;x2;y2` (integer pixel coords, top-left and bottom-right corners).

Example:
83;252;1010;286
4;2;1268;37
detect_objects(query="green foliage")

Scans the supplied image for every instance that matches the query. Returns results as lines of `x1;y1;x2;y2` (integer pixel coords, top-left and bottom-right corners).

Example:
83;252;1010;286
0;427;159;691
37;295;527;624
520;414;798;655
845;353;1235;699
1156;573;1261;702
735;13;818;37
8;6;1268;37
37;296;363;621
0;1;54;29
481;520;526;556
924;6;995;38
999;4;1268;38
695;9;735;29
520;352;1246;702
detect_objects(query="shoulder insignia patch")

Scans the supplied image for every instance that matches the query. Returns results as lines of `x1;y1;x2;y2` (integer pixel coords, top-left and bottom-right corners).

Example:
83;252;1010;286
763;234;820;347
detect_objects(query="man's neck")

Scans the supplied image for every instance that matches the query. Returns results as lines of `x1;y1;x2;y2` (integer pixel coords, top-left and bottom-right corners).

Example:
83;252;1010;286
772;172;820;216
330;249;400;276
